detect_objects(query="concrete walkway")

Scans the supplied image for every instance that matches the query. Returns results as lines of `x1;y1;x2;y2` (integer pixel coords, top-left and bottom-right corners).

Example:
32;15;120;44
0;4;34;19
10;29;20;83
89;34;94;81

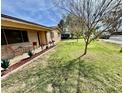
101;39;122;45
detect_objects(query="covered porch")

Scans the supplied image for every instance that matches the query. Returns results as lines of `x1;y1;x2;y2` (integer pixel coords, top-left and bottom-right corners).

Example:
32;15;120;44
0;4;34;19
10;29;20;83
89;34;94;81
1;15;55;66
1;28;56;66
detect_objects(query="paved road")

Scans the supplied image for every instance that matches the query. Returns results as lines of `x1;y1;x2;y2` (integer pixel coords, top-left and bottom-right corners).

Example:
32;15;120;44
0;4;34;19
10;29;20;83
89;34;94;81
109;35;122;42
102;35;122;45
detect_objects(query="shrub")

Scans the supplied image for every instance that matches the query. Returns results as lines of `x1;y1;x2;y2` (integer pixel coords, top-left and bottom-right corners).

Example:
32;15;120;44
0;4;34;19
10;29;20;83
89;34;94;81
1;59;10;70
46;44;49;49
120;48;122;53
28;50;33;57
46;46;48;49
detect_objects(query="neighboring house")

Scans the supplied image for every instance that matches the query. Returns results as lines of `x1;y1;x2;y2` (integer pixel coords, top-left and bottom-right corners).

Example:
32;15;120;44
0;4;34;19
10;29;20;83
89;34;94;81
61;27;71;39
1;14;61;59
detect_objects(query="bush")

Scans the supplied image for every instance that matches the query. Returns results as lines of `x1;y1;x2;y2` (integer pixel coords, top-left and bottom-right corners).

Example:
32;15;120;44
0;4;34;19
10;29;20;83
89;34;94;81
120;48;122;53
46;46;48;49
1;59;10;70
46;43;49;49
28;50;33;57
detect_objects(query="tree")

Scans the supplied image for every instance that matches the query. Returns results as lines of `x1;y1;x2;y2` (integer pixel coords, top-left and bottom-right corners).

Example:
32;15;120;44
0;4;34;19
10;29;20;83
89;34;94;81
53;0;121;93
102;2;122;34
56;0;121;58
58;15;69;33
58;19;64;33
67;14;83;42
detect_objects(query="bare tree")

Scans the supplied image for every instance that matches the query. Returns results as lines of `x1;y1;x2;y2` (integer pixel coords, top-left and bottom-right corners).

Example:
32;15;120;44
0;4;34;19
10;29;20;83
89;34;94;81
56;0;121;58
53;0;122;93
67;14;83;42
102;1;122;34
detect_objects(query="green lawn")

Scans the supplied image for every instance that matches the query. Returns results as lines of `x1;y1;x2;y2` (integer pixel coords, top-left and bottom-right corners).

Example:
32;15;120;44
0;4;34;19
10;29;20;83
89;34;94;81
1;39;122;93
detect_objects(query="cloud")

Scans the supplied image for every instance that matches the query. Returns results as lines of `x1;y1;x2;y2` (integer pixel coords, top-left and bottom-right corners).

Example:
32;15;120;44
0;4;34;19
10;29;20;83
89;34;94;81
1;0;64;26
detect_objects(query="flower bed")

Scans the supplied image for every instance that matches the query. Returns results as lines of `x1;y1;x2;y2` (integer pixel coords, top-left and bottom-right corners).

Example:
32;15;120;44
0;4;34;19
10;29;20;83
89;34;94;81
1;45;55;76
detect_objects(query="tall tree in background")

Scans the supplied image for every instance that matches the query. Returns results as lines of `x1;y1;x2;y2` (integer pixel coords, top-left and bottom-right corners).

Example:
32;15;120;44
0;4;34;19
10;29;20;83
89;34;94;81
59;14;84;41
67;15;83;42
58;19;64;33
58;15;70;34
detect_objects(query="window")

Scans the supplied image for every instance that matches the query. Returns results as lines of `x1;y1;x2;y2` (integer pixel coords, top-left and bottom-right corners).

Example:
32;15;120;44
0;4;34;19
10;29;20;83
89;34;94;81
1;29;29;45
5;29;23;44
21;31;29;42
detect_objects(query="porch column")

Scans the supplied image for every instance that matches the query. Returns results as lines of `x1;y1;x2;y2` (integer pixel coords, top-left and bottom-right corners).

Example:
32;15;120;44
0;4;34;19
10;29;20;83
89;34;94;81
45;31;48;44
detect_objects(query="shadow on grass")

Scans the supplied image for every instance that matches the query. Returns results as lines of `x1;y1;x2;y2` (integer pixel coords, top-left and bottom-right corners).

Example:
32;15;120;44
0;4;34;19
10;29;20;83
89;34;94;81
18;56;119;93
24;57;100;93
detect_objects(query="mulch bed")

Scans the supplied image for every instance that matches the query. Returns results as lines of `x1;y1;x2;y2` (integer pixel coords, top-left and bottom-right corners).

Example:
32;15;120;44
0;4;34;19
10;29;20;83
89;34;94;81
1;46;55;77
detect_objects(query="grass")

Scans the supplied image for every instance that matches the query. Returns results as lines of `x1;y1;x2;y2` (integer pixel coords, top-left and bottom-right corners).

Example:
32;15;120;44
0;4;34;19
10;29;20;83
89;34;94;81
1;39;122;93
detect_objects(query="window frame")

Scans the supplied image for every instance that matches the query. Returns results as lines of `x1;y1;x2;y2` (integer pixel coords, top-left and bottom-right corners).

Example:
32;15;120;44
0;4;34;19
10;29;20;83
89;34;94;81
1;29;29;45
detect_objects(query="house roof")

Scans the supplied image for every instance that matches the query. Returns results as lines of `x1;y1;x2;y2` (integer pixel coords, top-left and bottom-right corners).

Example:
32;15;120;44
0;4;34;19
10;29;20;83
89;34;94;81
1;14;57;31
1;14;52;29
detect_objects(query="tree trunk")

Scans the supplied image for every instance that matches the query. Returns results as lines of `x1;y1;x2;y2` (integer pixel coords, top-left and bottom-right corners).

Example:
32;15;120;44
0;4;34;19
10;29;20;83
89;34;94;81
76;42;88;93
77;42;88;59
83;42;88;55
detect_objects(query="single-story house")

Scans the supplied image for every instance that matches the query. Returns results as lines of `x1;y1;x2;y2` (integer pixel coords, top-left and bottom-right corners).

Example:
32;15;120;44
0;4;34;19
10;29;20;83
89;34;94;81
1;14;61;59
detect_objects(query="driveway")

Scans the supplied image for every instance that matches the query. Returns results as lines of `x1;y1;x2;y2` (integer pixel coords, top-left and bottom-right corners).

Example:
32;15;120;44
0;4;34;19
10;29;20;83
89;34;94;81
102;35;122;45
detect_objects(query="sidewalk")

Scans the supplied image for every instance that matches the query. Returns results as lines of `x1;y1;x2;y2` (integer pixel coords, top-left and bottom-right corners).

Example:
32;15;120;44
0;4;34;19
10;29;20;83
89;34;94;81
101;39;122;45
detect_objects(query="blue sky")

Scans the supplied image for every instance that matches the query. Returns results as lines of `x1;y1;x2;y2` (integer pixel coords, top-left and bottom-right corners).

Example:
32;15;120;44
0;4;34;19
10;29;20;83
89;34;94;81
1;0;65;26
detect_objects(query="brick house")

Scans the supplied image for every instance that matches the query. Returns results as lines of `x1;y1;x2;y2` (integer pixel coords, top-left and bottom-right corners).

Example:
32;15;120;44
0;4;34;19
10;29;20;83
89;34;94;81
1;14;61;59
